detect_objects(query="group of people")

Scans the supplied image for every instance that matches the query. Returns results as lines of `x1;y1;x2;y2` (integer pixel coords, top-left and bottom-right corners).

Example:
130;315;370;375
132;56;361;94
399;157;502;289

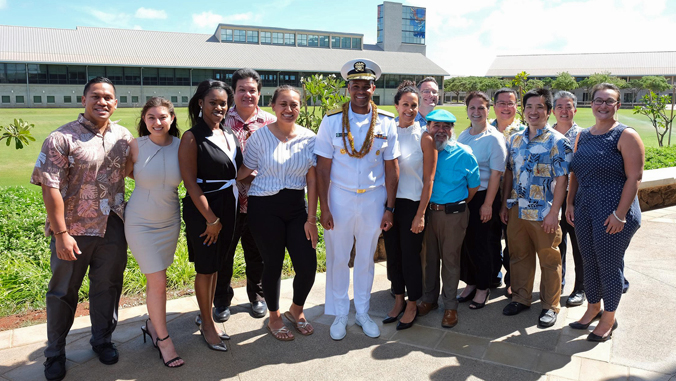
30;58;643;381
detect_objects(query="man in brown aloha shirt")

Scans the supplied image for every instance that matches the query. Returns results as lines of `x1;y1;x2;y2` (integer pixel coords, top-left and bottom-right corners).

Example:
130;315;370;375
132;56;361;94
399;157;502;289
31;77;132;381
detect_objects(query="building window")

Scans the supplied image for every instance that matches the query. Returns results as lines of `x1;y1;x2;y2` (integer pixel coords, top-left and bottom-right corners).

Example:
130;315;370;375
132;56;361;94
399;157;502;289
170;96;178;103
1;96;10;103
246;30;258;43
284;33;294;45
106;66;123;83
119;96;127;103
182;96;188;103
143;68;158;86
221;29;233;42
272;32;284;45
67;65;86;84
131;95;139;103
352;38;361;49
401;6;426;44
33;95;42;103
308;35;318;47
47;96;55;103
28;64;47;84
47;65;68;84
159;68;174;85
192;69;213;85
88;66;106;80
76;96;82;103
260;72;277;87
124;67;141;85
319;35;329;48
331;36;341;48
297;34;307;46
0;63;27;84
261;31;271;44
233;29;246;43
16;95;24;103
63;96;72;103
377;5;383;43
341;37;351;49
146;96;153;101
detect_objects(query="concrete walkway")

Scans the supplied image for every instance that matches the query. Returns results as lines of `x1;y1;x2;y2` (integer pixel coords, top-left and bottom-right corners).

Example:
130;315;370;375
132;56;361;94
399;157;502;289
2;206;676;381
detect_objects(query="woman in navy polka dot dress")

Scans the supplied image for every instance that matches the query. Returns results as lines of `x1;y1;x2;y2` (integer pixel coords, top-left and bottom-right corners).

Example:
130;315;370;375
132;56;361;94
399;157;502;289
565;83;644;342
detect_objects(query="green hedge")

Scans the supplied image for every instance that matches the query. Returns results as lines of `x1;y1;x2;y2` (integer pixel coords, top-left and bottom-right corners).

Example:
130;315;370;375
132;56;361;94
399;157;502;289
645;146;676;170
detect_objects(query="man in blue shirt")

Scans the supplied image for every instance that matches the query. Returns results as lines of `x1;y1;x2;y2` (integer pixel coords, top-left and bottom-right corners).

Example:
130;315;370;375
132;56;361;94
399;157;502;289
417;109;480;329
499;88;573;328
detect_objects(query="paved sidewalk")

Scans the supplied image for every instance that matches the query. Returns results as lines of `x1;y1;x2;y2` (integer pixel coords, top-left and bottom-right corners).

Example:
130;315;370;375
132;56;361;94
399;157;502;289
2;206;676;381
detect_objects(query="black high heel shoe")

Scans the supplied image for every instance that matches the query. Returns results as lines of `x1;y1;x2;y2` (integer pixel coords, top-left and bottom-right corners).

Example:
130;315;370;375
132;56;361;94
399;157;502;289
587;319;618;342
457;288;477;303
155;335;184;368
469;289;490;310
199;326;228;352
396;309;418;330
195;314;230;340
141;319;158;348
569;310;604;330
382;305;406;324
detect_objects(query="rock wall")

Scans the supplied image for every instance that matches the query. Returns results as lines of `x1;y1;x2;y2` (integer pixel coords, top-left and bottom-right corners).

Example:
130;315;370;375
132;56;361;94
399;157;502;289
639;183;676;211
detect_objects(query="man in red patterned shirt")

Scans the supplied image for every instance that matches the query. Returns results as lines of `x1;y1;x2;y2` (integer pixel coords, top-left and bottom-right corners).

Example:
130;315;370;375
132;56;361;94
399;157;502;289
213;68;276;321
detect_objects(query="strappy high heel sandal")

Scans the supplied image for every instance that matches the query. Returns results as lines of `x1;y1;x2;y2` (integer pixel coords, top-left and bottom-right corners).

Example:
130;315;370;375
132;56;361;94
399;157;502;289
141;319;157;348
155;335;184;368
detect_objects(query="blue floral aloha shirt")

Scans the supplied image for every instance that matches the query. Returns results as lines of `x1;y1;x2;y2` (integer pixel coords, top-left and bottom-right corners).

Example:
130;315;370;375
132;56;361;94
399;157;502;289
505;124;573;221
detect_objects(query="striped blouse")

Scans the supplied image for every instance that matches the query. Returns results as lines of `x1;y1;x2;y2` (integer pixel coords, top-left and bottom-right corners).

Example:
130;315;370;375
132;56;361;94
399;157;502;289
244;125;317;197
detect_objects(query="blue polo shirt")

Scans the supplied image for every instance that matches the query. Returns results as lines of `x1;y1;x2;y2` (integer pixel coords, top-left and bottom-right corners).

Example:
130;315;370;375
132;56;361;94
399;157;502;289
430;141;480;204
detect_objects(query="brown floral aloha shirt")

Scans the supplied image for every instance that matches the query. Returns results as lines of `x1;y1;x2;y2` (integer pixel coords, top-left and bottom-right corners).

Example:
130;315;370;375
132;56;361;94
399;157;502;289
30;114;133;237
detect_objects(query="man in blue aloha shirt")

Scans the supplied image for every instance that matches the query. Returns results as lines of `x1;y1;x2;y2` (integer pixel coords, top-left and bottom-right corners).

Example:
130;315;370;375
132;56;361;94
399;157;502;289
499;88;573;328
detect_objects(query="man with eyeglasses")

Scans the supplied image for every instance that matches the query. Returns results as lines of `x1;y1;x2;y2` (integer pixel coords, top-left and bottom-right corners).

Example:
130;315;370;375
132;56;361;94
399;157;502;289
500;88;572;328
416;77;440;126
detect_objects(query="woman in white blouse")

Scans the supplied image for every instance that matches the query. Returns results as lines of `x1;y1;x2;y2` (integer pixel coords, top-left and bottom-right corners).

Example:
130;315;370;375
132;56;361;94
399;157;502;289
237;85;318;341
382;80;437;330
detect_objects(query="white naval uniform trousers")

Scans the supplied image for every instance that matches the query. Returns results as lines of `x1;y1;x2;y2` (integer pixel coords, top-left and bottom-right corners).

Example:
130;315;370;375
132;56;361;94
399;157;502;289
314;103;400;316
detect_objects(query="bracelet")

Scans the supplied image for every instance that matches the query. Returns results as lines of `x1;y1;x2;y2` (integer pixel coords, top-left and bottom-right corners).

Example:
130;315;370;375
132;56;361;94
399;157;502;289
612;210;626;223
53;230;68;236
206;217;220;226
307;216;318;222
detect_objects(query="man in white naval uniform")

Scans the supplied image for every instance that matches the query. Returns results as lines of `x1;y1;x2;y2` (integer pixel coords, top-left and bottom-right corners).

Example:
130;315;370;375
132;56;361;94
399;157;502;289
315;59;400;340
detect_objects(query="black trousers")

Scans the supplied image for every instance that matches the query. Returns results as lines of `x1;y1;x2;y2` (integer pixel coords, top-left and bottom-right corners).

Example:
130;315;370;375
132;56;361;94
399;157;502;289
45;213;127;358
491;188;510;287
383;198;424;301
560;195;584;291
461;190;501;290
247;189;317;312
214;212;265;308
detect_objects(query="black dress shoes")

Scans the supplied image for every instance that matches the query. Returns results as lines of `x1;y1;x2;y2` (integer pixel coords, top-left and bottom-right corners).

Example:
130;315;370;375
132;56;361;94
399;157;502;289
569;310;603;330
587;320;618;342
538;309;558;328
566;289;586;307
502;301;530;316
251;301;267;318
213;306;231;323
396;310;418;330
456;288;477;303
44;354;66;381
92;342;119;365
382;306;405;324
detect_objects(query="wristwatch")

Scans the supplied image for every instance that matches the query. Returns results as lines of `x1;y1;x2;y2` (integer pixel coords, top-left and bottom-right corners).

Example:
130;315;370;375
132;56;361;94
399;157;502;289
385;206;395;213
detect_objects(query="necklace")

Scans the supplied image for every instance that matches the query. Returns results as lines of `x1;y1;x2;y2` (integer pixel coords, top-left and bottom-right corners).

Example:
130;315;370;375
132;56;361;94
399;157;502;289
341;101;377;158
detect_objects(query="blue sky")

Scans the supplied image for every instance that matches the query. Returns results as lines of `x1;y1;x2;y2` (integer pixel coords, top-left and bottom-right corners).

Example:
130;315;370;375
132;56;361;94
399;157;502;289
1;0;674;76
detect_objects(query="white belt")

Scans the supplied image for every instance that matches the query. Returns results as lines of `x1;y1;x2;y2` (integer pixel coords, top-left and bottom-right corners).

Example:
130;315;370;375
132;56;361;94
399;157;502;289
331;183;381;194
196;178;236;194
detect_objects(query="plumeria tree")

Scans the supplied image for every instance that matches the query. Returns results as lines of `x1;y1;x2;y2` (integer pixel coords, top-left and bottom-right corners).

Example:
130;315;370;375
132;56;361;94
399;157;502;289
1;118;35;149
297;74;349;133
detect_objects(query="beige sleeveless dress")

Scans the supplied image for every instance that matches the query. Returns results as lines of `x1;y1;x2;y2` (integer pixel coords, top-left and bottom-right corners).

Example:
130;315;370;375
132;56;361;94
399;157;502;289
125;136;182;274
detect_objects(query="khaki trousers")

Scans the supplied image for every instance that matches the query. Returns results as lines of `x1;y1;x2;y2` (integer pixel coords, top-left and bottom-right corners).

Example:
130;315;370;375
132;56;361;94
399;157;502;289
421;208;469;311
507;207;562;312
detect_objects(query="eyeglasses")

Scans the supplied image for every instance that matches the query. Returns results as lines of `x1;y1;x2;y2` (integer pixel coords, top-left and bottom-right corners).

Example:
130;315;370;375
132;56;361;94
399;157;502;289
592;98;619;106
495;101;516;108
421;90;439;95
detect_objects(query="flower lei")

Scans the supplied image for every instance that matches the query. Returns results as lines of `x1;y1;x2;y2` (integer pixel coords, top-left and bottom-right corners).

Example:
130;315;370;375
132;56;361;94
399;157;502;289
341;101;377;158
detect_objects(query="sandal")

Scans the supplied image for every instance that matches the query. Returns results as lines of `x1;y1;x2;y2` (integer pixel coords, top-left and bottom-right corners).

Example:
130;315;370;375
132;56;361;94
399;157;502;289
283;311;314;336
267;324;294;341
155;335;184;368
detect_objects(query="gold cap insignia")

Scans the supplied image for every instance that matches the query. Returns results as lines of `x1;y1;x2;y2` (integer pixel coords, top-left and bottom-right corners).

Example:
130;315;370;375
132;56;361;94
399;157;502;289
354;61;366;72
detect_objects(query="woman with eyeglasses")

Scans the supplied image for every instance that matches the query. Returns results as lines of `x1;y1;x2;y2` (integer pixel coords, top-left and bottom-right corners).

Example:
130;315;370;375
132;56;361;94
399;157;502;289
565;83;644;342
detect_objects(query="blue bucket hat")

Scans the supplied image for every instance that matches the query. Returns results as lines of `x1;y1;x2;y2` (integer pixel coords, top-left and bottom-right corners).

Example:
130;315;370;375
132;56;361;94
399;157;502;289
425;109;457;123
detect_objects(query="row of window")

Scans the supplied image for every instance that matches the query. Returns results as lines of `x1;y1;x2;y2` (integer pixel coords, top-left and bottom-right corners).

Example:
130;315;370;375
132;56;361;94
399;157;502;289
220;28;361;49
0;95;192;104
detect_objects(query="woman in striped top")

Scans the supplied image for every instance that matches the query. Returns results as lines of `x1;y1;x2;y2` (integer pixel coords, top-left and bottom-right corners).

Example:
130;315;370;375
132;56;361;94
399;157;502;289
237;85;318;341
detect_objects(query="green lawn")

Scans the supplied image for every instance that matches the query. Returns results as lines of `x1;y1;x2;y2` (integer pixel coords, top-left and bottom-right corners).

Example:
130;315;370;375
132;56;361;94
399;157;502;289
0;106;669;186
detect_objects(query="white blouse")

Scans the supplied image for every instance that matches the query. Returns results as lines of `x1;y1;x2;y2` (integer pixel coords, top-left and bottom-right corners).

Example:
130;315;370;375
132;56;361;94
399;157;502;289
396;121;424;201
244;126;317;197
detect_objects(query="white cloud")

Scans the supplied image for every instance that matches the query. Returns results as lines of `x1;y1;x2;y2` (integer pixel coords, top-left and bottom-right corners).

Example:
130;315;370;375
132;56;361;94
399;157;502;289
0;0;7;10
87;9;132;28
192;11;258;30
135;7;167;20
133;25;143;30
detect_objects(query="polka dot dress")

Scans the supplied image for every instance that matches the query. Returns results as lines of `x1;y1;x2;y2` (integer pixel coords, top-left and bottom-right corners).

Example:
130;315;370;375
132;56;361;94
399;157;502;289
570;124;641;311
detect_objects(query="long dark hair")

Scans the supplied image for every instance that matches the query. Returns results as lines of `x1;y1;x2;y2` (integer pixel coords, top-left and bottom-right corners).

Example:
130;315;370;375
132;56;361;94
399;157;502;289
188;79;234;127
137;97;180;137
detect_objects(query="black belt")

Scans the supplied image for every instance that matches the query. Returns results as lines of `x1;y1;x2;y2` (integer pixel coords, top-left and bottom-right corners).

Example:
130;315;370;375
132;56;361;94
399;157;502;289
429;201;464;211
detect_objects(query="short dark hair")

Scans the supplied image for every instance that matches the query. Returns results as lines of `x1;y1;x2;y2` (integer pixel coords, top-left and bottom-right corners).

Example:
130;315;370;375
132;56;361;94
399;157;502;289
188;80;234;127
493;87;517;104
522;88;553;113
591;82;621;101
270;85;301;106
417;77;438;89
83;76;116;97
465;91;491;107
231;68;262;93
394;80;419;105
137;97;180;138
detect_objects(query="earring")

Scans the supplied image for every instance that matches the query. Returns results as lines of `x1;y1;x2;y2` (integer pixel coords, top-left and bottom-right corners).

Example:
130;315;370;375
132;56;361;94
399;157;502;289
198;107;202;118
